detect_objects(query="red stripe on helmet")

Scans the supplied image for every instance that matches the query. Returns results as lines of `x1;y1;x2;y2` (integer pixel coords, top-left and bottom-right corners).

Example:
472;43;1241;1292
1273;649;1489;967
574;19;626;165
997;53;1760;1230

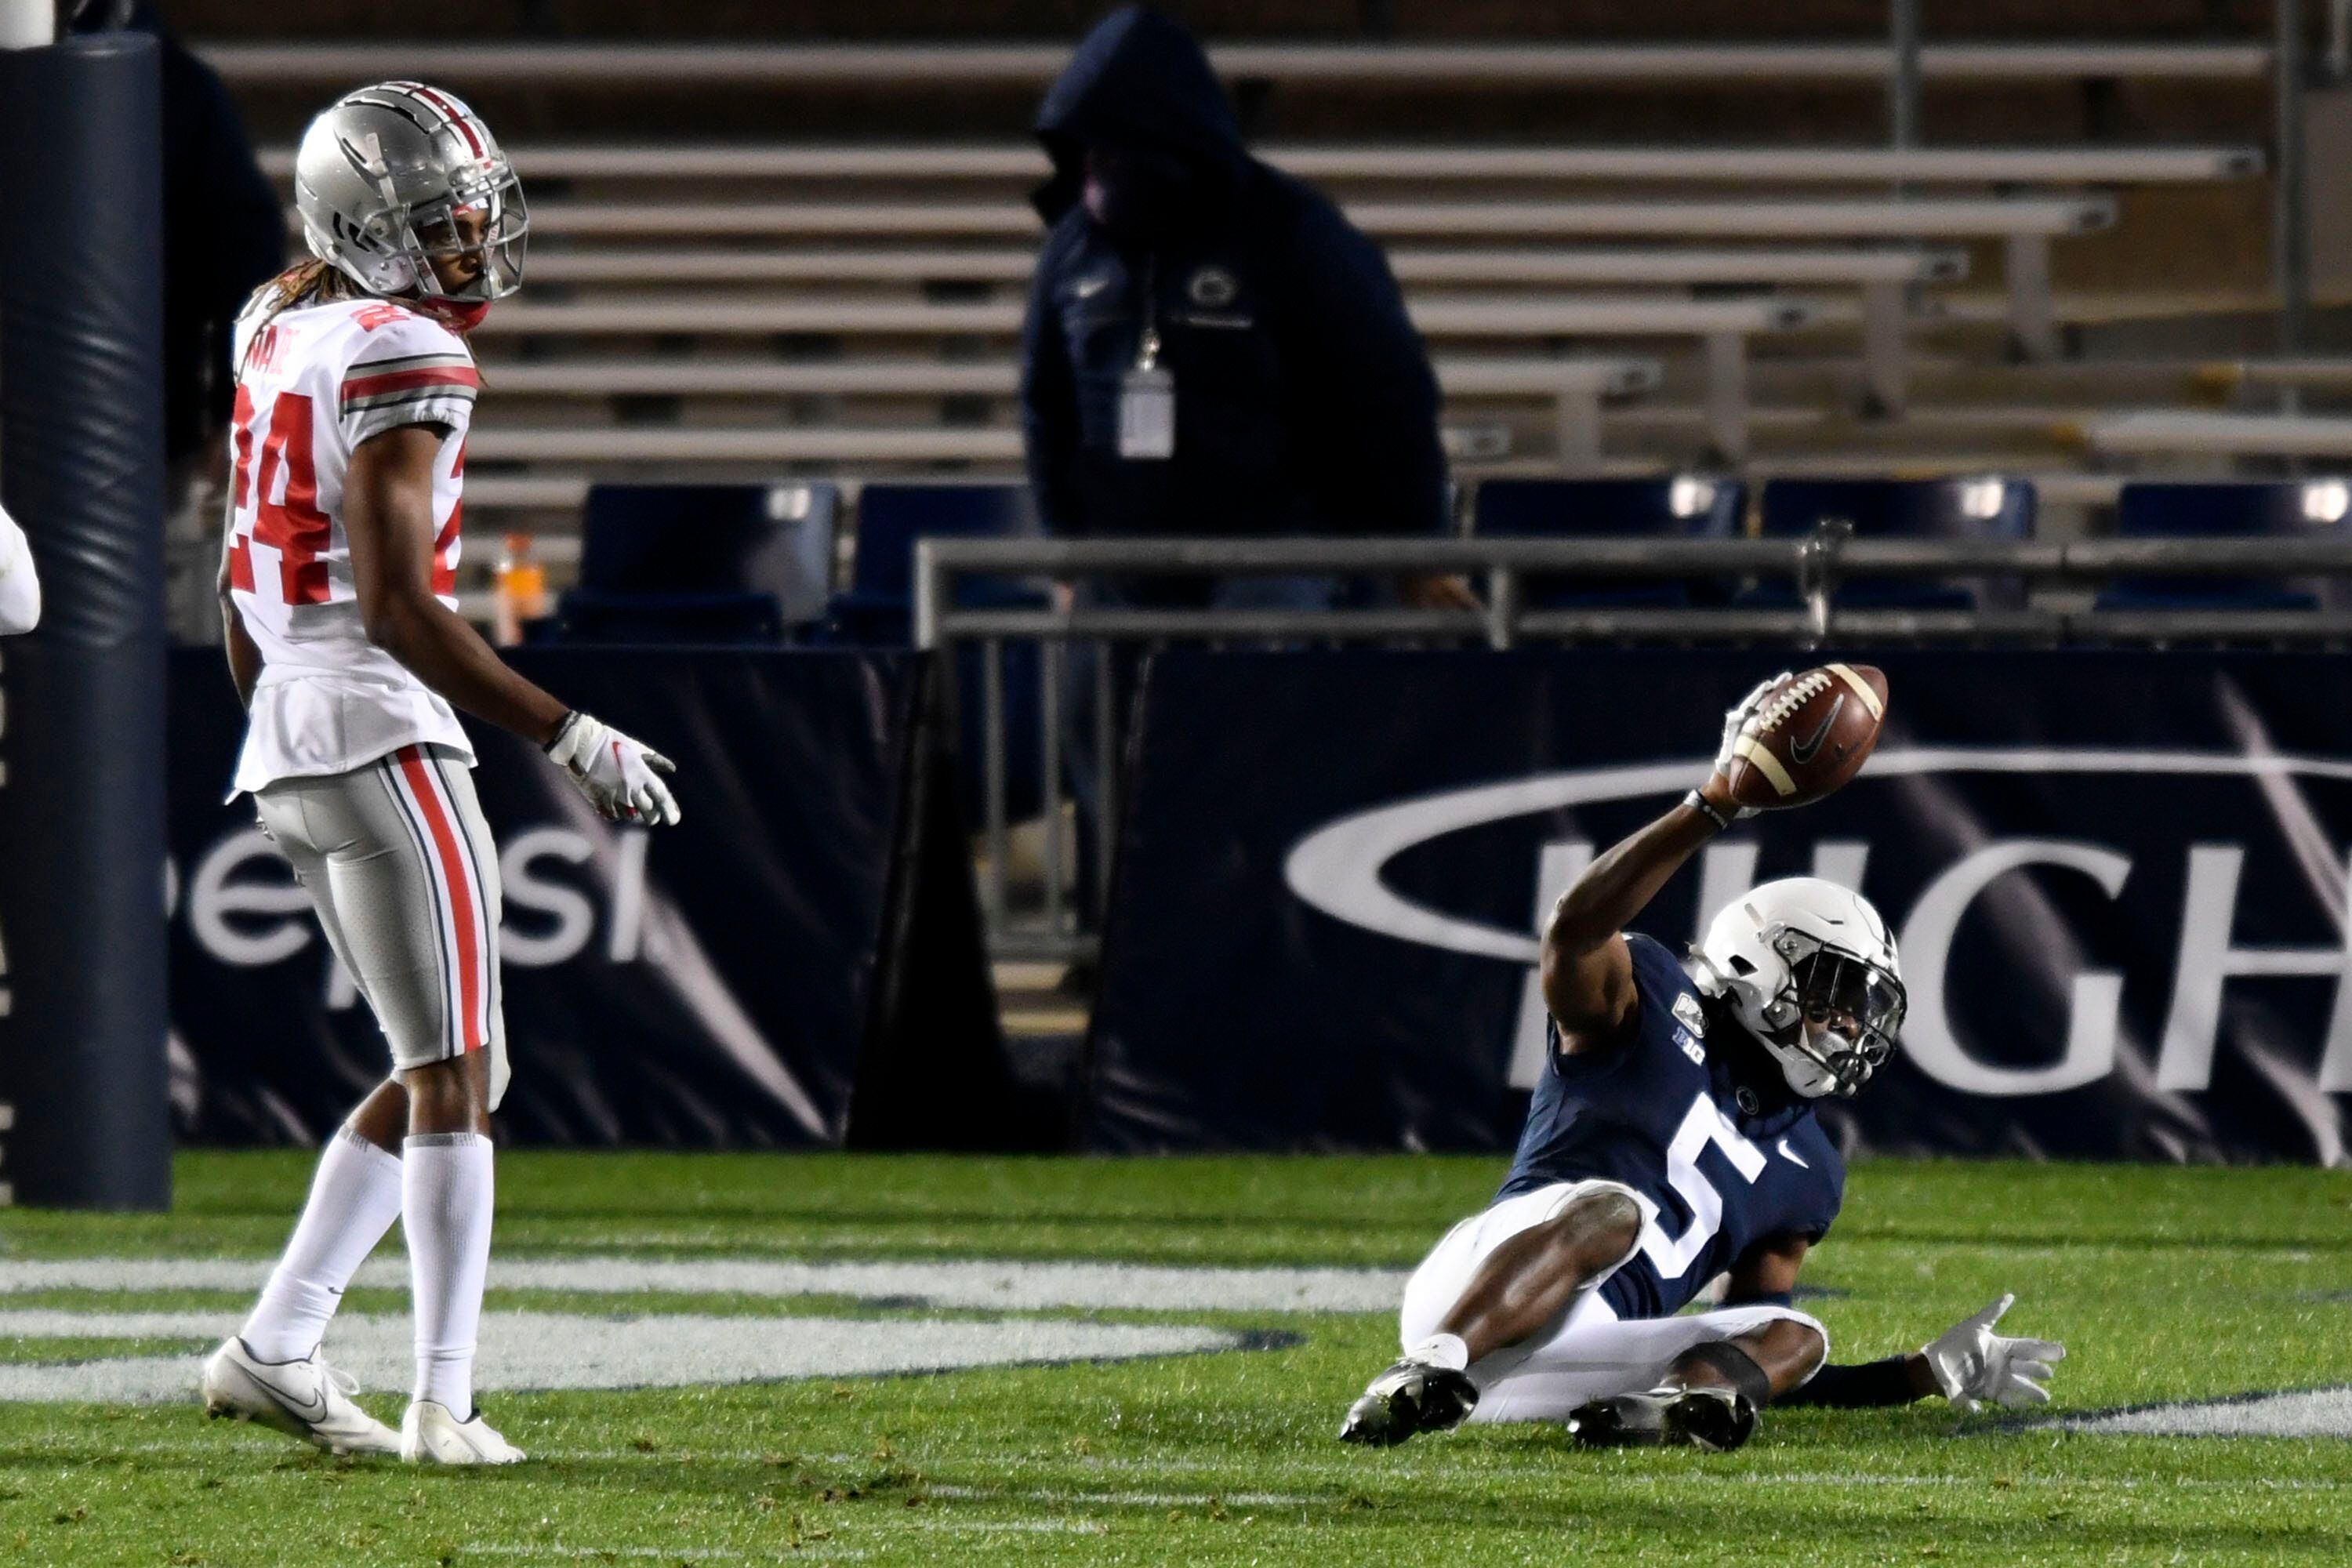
408;84;486;158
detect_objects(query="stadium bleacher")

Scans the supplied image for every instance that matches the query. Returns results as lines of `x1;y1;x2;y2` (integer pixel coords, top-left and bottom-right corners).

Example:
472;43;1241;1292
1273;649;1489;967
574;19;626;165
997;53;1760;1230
173;2;2332;604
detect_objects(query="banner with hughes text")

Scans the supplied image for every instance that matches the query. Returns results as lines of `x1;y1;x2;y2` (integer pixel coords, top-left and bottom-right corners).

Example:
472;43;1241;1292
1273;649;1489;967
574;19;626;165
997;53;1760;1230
1087;649;2352;1163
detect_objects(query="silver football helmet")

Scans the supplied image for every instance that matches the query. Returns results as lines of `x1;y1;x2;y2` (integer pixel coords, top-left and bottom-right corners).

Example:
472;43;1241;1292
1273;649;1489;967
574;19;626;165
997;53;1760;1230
1690;878;1906;1099
292;82;527;303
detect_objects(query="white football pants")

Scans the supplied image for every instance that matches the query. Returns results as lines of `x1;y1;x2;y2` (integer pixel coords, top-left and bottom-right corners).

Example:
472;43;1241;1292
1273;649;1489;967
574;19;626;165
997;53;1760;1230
254;742;509;1108
1399;1180;1826;1423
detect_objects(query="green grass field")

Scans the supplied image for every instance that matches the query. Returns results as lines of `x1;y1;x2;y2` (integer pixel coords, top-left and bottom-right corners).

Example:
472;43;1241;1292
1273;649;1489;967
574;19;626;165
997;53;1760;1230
2;1152;2349;1566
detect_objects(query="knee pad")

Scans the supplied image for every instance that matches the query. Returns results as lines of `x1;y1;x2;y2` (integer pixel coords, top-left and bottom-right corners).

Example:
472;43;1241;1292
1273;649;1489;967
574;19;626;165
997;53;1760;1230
1679;1339;1774;1408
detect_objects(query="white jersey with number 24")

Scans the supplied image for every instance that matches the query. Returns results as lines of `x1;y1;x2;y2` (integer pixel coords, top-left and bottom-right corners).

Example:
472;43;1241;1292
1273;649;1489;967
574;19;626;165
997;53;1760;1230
224;292;481;795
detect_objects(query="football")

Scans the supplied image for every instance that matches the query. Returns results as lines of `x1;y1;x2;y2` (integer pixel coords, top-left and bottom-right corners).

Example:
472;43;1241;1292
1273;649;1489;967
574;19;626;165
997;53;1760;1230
1721;662;1889;809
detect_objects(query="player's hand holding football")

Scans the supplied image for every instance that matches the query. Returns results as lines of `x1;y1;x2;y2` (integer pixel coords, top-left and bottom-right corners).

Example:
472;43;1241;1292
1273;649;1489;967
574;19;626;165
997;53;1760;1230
1703;673;1788;818
1695;664;1889;827
1921;1294;2065;1411
546;710;682;826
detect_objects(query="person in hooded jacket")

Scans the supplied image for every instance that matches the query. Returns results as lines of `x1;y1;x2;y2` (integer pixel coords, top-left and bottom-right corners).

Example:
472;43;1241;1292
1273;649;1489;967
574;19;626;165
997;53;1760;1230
1019;5;1468;612
1021;8;1472;922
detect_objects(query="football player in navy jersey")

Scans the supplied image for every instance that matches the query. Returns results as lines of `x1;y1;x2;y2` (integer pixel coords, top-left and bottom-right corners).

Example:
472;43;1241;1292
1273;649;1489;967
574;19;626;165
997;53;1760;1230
1341;678;2063;1453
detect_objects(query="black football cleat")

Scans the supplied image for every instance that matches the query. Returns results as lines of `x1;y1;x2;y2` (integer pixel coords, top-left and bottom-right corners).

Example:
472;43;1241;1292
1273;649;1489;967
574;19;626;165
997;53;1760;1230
1566;1384;1757;1453
1339;1357;1480;1446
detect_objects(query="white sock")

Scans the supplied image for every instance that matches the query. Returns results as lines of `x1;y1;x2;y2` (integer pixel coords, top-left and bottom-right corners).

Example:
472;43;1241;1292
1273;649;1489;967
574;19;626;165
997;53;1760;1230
1406;1332;1472;1373
402;1131;495;1412
240;1127;405;1363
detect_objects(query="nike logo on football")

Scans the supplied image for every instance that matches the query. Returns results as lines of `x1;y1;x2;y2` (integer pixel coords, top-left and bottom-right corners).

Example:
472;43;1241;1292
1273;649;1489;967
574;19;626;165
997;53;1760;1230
1777;1138;1810;1169
1788;695;1846;765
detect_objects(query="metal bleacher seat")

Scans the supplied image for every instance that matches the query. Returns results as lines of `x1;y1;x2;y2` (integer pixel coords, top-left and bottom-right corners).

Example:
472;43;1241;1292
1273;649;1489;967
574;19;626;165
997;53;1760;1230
205;38;2274;94
2095;481;2350;611
1757;477;2035;610
503;194;2102;327
1471;476;1744;606
258;140;2261;187
551;481;838;644
2085;411;2352;463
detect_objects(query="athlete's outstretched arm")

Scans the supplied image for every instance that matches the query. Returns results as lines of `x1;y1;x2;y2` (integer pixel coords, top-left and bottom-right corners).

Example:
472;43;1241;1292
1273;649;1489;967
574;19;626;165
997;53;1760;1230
1541;681;1777;1053
1723;1240;2066;1410
345;424;681;825
1541;802;1723;1052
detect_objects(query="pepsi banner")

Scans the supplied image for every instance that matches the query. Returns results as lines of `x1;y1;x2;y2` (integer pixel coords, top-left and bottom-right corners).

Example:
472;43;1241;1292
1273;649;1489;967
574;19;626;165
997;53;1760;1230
166;648;1004;1148
1088;649;2352;1162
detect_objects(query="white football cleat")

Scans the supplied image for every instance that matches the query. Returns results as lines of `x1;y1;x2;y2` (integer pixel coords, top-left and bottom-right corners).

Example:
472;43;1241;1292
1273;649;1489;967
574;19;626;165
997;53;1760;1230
401;1400;525;1465
201;1338;401;1457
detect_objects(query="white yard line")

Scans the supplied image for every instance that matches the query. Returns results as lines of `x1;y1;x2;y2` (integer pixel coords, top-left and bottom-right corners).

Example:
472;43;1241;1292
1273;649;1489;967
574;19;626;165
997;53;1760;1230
927;1484;1323;1507
0;1311;1243;1404
901;1519;1112;1534
466;1548;871;1563
466;1550;748;1562
0;1255;1407;1314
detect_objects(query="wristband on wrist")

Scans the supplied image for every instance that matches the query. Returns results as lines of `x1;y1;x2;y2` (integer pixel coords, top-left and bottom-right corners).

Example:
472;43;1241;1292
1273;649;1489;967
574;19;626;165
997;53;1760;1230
544;710;581;757
1778;1354;1922;1409
1683;788;1734;831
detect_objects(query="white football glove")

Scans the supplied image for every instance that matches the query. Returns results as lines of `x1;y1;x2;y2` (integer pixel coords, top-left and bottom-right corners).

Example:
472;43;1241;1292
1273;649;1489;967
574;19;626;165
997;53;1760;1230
545;710;681;826
1921;1294;2065;1412
1704;673;1787;820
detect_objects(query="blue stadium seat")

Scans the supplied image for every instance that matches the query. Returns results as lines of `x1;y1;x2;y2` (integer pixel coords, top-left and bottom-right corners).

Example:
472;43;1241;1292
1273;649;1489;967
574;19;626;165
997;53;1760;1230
1755;477;2034;611
2095;481;2346;612
826;483;1049;822
1469;477;1746;607
550;590;786;646
561;482;840;643
828;481;1045;645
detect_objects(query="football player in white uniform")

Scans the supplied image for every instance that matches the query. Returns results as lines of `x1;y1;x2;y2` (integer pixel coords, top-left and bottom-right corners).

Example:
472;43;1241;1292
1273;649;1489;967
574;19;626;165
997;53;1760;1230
0;499;38;635
199;83;680;1465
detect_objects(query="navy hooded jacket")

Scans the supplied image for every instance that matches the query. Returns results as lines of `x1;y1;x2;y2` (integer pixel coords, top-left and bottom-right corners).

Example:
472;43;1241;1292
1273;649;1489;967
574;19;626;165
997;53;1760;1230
1019;6;1447;542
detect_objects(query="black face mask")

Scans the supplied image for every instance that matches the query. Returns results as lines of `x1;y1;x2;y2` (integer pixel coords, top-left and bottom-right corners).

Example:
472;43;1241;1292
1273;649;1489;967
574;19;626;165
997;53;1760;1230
1081;144;1196;241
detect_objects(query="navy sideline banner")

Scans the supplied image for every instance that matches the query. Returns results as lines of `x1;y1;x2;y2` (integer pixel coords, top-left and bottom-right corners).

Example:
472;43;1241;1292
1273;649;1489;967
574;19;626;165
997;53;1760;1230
1087;649;2352;1163
168;648;1003;1147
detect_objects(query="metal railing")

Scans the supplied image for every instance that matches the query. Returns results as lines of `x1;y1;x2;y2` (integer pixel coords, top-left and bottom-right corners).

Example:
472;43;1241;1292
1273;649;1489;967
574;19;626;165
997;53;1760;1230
915;529;2352;961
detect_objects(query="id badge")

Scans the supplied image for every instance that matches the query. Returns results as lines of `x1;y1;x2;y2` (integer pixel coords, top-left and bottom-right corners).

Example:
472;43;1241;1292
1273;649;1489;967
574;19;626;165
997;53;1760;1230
1118;365;1175;460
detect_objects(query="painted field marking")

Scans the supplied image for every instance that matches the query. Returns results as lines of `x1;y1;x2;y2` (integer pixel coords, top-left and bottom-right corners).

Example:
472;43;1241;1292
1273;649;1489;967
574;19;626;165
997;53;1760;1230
927;1484;1320;1508
466;1550;750;1562
468;1548;872;1563
901;1519;1112;1534
0;1255;1408;1314
0;1308;1242;1404
2062;1385;2352;1439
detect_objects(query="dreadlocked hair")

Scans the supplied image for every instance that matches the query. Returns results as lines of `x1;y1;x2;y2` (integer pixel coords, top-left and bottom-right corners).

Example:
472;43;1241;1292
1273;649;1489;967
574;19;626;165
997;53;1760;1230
238;260;362;376
267;258;360;314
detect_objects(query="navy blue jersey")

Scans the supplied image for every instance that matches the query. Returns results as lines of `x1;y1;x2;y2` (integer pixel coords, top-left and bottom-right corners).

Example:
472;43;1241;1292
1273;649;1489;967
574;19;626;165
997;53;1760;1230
1496;933;1845;1321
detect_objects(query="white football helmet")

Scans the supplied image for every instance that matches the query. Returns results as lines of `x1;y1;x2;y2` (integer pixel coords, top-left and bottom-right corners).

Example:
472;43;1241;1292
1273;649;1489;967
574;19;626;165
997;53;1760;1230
293;82;527;303
1691;878;1906;1098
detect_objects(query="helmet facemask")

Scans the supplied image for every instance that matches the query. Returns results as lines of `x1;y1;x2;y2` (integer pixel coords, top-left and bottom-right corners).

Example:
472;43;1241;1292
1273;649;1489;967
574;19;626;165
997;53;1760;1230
1749;927;1905;1098
407;169;529;303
